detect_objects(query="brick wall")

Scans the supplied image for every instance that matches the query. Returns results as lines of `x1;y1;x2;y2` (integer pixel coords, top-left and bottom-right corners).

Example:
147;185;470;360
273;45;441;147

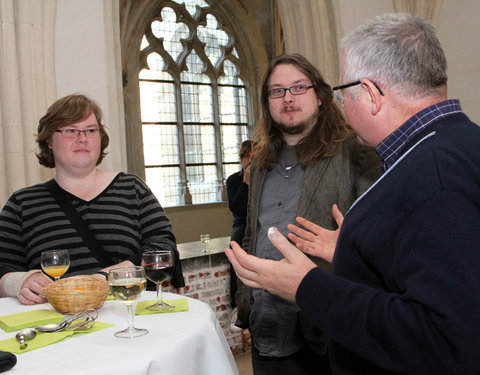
164;255;250;355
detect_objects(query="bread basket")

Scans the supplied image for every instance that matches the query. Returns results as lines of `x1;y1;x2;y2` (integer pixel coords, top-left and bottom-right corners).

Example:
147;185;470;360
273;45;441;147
42;275;109;314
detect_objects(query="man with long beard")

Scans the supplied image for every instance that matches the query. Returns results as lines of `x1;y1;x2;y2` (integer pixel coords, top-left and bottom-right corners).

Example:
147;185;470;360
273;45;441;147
234;54;380;374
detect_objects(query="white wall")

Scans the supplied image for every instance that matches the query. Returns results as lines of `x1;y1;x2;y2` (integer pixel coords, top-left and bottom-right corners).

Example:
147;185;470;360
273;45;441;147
55;0;126;171
438;0;480;124
336;0;394;37
336;0;480;124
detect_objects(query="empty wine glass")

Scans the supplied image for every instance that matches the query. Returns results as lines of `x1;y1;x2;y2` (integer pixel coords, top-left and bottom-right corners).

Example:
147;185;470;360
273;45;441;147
141;250;174;311
200;234;210;253
41;250;70;281
108;266;148;338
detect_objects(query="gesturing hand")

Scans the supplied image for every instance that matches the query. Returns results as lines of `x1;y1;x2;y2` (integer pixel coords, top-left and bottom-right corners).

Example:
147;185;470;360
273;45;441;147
225;227;316;301
243;165;251;185
287;204;344;263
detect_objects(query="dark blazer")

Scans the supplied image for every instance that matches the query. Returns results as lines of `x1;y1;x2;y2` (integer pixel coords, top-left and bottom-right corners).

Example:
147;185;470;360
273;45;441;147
236;135;380;355
298;112;480;374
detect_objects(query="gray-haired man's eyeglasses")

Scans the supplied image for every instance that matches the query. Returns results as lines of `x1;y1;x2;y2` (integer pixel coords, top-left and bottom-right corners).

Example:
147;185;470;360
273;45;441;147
332;80;384;101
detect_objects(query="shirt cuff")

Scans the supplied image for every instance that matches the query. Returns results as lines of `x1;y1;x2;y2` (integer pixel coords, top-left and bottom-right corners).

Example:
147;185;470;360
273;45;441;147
0;270;43;297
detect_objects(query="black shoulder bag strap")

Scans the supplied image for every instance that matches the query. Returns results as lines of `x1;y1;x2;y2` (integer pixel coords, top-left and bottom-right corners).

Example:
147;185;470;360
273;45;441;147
45;179;113;267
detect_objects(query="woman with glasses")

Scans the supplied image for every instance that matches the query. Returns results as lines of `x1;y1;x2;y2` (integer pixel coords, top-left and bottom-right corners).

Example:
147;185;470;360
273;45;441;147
0;94;184;305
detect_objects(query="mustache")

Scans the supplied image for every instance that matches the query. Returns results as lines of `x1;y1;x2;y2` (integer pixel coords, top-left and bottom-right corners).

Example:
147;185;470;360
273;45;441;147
282;106;300;113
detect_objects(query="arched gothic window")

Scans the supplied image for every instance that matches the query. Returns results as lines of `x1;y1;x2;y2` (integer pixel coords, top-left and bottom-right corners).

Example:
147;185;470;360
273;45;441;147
131;0;251;207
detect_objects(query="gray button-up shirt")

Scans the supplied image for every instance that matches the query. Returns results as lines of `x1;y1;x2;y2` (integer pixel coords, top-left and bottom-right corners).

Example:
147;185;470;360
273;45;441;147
250;146;306;357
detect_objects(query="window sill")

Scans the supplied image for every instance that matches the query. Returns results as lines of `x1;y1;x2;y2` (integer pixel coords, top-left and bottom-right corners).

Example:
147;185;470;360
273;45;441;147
177;236;230;260
165;201;227;213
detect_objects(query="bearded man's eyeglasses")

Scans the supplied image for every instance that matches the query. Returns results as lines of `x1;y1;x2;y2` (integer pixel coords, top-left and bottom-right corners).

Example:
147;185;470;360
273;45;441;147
268;84;314;99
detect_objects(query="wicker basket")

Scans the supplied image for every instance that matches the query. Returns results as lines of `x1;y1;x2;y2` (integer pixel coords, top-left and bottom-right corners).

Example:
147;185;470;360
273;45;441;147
42;275;109;314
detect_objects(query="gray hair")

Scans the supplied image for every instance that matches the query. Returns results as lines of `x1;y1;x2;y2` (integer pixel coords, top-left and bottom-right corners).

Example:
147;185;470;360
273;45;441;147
342;13;447;99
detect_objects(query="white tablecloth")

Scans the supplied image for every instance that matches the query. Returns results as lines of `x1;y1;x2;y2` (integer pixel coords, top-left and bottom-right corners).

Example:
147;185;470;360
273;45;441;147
0;292;238;375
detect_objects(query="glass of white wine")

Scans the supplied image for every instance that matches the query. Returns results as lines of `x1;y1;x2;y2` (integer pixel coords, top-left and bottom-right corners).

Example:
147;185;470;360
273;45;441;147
108;266;148;338
200;234;210;253
40;250;70;281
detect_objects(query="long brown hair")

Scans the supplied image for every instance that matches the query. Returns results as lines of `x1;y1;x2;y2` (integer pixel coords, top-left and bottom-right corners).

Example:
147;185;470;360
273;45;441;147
253;54;352;170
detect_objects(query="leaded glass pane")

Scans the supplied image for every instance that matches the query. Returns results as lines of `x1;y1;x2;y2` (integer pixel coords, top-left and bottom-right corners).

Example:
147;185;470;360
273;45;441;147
181;50;211;83
172;0;209;15
139;53;173;81
221;125;248;163
218;59;244;85
197;14;229;66
137;0;251;207
151;8;189;62
139;81;176;122
219;86;247;123
142;124;179;165
182;84;213;123
146;167;182;207
140;35;148;50
184;125;215;164
223;164;241;180
187;165;219;204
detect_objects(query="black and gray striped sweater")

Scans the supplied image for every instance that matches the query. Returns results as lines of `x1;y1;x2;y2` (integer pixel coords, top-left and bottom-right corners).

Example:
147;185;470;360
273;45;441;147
0;172;184;287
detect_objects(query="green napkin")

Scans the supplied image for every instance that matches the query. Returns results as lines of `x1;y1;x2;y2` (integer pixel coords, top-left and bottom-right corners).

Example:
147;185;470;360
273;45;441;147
136;298;189;315
0;321;115;354
0;310;64;332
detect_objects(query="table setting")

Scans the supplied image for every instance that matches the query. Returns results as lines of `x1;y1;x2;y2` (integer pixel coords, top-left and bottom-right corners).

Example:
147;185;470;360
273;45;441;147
0;291;237;374
0;252;238;374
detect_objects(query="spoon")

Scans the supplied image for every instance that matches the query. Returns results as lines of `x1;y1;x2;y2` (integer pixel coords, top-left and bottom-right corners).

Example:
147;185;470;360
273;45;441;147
35;309;98;332
35;321;67;332
15;329;37;349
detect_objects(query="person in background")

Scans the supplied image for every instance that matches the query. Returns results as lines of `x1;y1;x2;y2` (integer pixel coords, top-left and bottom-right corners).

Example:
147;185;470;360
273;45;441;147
226;140;252;246
226;13;480;374
226;140;252;309
0;94;184;305
234;54;380;375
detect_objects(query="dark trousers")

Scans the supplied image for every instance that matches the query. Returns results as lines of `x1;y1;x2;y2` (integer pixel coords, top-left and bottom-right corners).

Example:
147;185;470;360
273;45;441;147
251;342;331;375
229;223;246;308
230;263;238;308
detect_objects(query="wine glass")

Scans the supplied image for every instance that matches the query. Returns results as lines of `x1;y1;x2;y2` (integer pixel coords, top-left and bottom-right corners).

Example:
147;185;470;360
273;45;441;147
200;234;210;253
141;250;174;311
108;266;148;338
40;250;70;281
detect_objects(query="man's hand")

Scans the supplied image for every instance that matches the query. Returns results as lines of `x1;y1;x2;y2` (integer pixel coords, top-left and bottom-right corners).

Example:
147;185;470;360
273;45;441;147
225;227;316;301
287;204;344;263
243;165;251;185
18;273;52;305
96;260;135;278
92;260;136;281
109;260;135;269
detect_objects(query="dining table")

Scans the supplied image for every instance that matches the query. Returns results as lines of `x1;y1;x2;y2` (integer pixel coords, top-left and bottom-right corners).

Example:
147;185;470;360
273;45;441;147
0;291;239;375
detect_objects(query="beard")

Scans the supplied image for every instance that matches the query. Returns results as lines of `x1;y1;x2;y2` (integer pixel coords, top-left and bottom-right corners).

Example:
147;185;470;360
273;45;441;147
273;107;320;135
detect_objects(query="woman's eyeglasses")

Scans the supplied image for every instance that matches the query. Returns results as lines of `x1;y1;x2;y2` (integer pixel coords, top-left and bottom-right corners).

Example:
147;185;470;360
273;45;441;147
56;128;100;139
